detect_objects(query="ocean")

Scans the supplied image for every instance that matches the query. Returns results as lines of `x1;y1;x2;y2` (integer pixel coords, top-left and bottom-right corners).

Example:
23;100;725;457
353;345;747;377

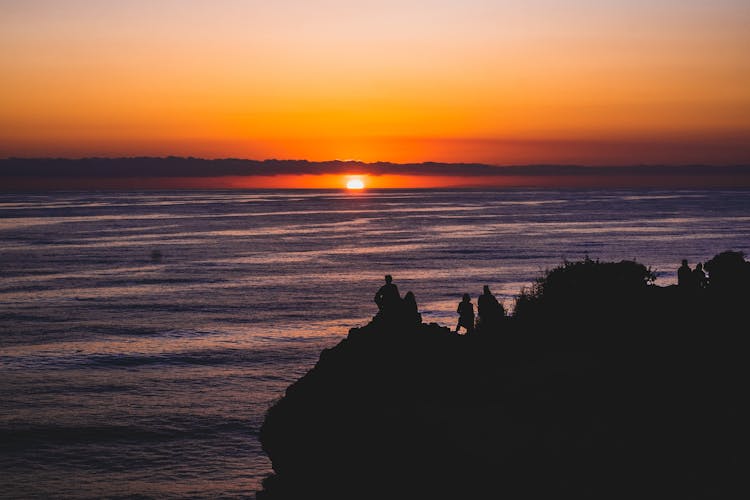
2;188;749;498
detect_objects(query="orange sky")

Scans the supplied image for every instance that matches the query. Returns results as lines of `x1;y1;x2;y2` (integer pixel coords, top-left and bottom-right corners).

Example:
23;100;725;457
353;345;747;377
1;1;749;168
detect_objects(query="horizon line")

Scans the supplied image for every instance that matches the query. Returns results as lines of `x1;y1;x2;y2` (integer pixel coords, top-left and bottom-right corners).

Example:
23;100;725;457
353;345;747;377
3;156;750;169
3;157;750;189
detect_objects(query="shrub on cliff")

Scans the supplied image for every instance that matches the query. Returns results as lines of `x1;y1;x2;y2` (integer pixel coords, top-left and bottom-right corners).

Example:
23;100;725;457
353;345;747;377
704;250;749;293
513;257;656;322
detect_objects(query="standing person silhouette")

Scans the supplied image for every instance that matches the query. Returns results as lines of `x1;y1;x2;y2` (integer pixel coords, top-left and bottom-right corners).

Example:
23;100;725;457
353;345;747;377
456;293;475;335
678;259;693;288
693;262;708;289
374;275;401;316
477;285;503;332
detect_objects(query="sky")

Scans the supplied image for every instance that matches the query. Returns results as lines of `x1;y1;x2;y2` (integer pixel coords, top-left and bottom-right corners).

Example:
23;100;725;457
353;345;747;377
1;0;749;171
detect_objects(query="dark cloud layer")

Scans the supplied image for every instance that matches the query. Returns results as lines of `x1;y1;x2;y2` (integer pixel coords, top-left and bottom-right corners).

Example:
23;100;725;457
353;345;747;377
2;157;749;178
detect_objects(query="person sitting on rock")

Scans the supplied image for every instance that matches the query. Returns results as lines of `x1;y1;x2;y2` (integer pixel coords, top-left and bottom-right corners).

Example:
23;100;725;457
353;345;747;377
456;293;475;335
401;291;422;325
374;274;401;319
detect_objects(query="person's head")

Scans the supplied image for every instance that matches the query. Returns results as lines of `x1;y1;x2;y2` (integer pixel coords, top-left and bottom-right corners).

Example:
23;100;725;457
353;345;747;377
462;293;470;302
696;262;703;270
404;291;415;302
682;259;688;266
385;274;392;284
483;285;491;294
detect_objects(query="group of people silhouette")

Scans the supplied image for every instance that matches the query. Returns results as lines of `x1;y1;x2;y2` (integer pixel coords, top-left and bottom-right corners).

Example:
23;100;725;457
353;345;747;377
374;275;505;334
455;285;505;334
677;259;708;290
373;275;422;326
374;257;727;333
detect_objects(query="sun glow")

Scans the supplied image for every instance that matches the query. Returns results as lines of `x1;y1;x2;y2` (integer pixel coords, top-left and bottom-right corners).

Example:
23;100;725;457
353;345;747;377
346;177;365;190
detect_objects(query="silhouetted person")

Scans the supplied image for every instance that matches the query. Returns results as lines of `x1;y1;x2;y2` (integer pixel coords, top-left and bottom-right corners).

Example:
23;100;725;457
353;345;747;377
456;293;475;335
401;291;422;325
677;259;693;288
374;275;401;319
477;285;504;332
693;262;708;289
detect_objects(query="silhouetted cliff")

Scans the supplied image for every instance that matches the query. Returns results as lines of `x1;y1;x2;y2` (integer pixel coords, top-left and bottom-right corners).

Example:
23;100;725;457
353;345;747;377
258;252;749;499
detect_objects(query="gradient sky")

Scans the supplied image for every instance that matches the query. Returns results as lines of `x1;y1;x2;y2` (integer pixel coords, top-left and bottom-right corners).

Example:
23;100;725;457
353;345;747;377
1;0;749;165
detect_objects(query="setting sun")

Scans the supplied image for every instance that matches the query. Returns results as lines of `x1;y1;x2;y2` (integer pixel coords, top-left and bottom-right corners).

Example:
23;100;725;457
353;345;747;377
346;178;365;190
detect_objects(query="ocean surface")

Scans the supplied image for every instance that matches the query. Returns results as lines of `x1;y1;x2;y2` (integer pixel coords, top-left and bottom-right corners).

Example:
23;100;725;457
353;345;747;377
2;188;749;498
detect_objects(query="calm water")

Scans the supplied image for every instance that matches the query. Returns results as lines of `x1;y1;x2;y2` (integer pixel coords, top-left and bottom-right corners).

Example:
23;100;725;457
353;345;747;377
2;189;749;498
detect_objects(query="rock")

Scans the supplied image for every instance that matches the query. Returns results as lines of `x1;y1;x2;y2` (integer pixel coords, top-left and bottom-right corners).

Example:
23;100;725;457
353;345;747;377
258;253;748;499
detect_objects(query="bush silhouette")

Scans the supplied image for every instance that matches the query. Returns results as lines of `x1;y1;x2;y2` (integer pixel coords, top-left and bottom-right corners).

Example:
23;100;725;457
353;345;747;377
514;257;655;321
704;250;749;293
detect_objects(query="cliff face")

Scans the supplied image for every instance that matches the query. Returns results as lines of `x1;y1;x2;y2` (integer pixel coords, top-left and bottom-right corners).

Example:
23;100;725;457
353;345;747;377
258;255;748;499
